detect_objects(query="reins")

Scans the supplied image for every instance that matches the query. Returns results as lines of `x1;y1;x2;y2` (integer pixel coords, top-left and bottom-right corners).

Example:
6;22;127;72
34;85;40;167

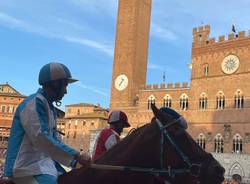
89;118;201;179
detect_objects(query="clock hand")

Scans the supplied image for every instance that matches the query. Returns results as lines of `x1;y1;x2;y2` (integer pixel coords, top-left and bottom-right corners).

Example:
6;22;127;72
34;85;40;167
119;78;124;86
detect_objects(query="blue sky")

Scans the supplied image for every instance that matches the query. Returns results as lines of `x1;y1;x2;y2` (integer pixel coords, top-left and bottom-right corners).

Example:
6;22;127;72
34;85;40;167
1;0;250;109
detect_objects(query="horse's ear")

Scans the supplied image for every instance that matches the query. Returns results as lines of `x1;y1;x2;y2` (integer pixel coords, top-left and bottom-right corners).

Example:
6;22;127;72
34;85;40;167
151;103;159;118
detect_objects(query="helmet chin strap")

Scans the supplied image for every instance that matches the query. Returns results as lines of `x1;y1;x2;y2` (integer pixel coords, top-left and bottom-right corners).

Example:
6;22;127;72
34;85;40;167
48;80;65;107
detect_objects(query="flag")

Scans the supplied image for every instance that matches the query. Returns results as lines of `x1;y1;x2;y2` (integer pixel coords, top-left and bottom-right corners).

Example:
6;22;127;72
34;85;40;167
232;24;236;33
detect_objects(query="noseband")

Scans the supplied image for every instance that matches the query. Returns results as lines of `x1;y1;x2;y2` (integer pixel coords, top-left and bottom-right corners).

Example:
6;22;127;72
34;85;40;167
155;118;203;179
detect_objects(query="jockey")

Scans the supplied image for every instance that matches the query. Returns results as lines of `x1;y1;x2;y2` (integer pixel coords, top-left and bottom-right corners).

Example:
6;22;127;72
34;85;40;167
4;62;91;184
92;110;130;161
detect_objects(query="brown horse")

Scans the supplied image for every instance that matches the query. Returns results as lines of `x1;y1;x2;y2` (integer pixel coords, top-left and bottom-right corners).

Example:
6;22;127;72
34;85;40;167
58;104;225;184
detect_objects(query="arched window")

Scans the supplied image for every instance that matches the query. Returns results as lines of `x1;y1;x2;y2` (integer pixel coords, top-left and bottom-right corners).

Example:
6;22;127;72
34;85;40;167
1;105;6;113
82;120;86;126
197;133;206;150
180;93;188;110
199;92;208;110
75;120;78;129
148;95;156;110
163;94;171;108
235;90;244;109
68;120;71;129
216;91;225;109
214;134;223;153
233;134;242;154
203;64;209;76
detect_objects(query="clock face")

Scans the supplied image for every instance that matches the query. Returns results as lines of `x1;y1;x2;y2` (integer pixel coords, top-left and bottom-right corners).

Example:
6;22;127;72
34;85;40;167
115;74;128;91
221;55;240;74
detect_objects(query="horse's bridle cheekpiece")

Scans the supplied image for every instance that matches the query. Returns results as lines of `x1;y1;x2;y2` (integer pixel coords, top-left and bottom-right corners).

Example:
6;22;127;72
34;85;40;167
155;118;202;179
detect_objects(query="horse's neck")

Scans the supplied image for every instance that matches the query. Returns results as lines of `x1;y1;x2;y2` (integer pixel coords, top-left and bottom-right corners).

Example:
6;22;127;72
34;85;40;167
97;123;160;166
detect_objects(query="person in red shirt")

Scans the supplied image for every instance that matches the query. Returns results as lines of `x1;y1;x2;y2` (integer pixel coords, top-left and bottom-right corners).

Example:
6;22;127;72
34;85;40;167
92;110;130;161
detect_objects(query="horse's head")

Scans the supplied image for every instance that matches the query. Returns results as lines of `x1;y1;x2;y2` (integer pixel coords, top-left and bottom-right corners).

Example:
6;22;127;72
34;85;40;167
151;104;225;184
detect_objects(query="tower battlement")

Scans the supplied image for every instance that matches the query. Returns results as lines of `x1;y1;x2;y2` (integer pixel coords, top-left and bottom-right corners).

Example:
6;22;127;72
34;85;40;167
193;25;250;48
145;82;189;90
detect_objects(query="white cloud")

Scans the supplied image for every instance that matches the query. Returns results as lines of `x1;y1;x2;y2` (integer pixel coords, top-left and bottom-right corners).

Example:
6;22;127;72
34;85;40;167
67;0;117;17
0;12;114;56
147;63;165;71
75;82;109;97
65;36;113;56
148;63;179;74
151;22;178;41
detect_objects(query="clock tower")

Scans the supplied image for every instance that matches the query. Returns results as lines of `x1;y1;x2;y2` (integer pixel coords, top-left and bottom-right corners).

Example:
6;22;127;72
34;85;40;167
110;0;152;110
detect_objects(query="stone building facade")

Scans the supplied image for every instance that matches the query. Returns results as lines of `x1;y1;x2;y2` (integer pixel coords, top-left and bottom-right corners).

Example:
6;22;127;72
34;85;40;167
0;83;26;150
63;103;109;152
110;0;250;182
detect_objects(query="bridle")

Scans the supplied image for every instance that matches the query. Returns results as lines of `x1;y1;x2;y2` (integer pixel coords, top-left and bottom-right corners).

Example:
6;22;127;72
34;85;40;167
89;116;213;183
155;118;203;180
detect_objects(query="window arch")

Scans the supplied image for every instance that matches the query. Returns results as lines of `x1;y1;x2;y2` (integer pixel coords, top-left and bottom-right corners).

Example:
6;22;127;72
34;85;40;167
214;134;223;153
216;91;225;109
180;93;188;110
1;105;6;113
203;64;209;76
235;90;244;109
74;120;78;129
197;133;206;149
82;120;86;126
233;134;242;154
148;95;156;110
68;120;72;129
163;94;172;108
199;92;208;110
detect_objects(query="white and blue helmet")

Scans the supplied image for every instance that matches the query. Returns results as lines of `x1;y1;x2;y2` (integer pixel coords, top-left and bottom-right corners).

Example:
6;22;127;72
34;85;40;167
38;62;78;85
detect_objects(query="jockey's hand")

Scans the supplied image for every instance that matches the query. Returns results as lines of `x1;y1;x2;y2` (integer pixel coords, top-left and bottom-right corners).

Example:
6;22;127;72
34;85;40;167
75;152;91;168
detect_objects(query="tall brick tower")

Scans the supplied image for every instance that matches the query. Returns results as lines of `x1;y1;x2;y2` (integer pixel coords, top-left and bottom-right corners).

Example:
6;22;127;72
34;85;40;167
110;0;152;110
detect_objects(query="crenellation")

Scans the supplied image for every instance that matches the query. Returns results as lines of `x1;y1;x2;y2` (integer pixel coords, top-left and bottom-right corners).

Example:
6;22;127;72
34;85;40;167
146;84;152;89
145;82;191;90
219;35;225;42
174;82;180;88
182;82;188;88
167;83;173;89
153;84;158;89
192;27;197;33
238;31;245;38
204;25;210;30
193;25;250;50
209;37;215;44
198;26;204;32
228;33;235;40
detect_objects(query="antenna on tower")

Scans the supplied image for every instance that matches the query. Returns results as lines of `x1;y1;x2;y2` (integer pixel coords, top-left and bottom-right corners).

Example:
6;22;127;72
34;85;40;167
163;71;166;83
